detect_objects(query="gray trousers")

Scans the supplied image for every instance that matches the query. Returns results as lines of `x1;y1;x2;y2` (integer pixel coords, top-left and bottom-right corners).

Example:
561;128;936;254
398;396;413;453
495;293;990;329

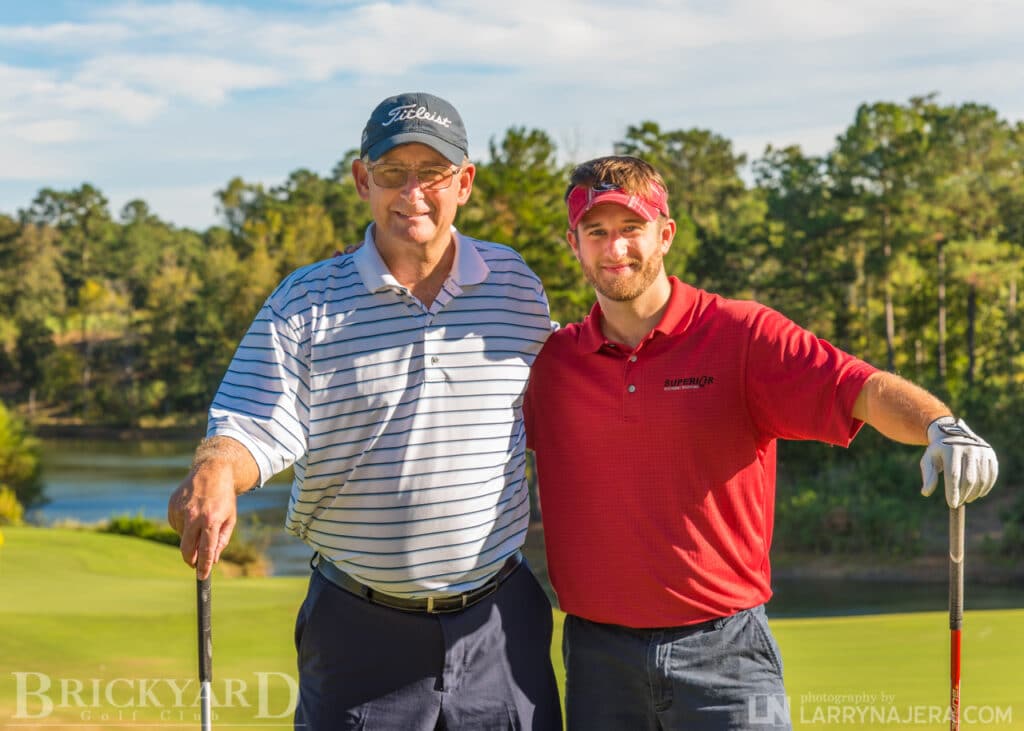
563;605;792;731
294;561;562;730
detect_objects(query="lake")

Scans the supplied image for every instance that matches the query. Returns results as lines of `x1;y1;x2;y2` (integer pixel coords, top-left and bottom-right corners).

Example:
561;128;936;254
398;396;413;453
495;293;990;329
29;438;315;575
29;438;1024;616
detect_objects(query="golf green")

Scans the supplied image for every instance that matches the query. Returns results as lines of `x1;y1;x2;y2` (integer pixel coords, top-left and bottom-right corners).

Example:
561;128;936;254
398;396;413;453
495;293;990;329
1;526;1020;729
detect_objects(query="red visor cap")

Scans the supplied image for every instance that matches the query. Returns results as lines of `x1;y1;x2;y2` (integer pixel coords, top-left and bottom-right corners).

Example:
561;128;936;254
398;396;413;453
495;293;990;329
566;183;670;229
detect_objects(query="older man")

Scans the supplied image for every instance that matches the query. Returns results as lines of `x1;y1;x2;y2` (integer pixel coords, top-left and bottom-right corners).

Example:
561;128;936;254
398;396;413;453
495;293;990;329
169;92;561;730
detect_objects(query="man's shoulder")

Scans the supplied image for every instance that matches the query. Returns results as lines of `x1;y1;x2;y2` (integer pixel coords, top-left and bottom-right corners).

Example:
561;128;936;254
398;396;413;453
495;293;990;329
268;255;359;310
538;321;583;353
550;320;584;338
691;288;776;329
460;233;517;257
460;234;537;273
691;290;820;353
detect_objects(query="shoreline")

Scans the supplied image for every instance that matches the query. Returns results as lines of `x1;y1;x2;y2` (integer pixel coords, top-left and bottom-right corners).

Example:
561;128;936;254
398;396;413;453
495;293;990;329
771;551;1024;585
29;429;1023;587
31;422;205;441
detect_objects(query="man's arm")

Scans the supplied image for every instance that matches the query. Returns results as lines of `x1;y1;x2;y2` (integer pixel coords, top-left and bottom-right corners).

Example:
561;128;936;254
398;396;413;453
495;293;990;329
851;371;949;445
167;436;260;579
851;371;998;506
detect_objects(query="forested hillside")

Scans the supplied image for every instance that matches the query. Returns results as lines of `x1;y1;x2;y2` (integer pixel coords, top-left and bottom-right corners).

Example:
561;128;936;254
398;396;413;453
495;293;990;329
3;95;1023;556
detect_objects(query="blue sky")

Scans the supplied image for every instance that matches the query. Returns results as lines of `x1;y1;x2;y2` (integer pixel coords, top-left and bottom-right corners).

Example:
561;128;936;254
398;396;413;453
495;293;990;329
2;0;1023;231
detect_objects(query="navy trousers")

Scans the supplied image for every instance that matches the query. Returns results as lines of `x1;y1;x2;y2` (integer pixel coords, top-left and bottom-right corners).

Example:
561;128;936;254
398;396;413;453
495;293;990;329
294;561;562;730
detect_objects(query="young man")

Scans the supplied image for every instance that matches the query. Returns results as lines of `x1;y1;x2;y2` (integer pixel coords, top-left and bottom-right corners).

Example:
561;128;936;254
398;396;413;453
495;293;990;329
524;155;998;731
168;92;561;730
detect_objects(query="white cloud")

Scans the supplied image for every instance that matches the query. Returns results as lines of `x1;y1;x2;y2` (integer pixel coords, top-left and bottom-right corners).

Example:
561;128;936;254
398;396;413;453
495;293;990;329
0;137;69;181
0;62;166;123
1;0;1022;229
79;54;287;104
96;0;243;37
106;181;224;229
0;21;131;45
57;82;167;123
7;1;1024;103
11;119;84;144
732;124;847;161
0;63;51;96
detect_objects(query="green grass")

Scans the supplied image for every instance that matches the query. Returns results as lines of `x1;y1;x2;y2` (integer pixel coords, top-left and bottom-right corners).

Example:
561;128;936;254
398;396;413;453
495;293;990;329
0;526;1020;730
775;612;1022;728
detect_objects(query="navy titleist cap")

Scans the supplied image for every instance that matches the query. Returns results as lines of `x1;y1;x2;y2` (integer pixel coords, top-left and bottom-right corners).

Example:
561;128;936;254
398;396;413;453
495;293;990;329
360;92;468;164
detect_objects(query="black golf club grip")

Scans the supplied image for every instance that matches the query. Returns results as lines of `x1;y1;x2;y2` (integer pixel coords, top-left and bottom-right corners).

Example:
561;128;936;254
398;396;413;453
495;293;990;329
197;575;213;682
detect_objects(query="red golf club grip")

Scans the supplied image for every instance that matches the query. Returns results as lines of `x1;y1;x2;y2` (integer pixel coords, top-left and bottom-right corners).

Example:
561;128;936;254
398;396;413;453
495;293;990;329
949;506;964;731
950;629;961;731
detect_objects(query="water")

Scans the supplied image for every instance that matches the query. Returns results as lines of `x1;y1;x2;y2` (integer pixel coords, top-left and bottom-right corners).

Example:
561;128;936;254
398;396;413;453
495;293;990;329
30;439;1024;615
30;438;314;575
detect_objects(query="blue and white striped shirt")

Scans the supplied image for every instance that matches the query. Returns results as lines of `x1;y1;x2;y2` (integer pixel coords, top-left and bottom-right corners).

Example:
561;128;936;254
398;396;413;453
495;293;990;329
208;225;552;597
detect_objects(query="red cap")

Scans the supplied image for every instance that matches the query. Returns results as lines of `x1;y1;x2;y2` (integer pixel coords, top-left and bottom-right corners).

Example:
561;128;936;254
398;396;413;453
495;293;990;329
566;182;669;229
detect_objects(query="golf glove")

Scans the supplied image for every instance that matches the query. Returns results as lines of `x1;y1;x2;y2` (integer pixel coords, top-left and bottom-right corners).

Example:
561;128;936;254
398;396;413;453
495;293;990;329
920;416;998;508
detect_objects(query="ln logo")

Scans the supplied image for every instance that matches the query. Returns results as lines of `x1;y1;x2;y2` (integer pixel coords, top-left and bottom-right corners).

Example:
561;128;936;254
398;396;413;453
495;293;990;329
747;693;791;726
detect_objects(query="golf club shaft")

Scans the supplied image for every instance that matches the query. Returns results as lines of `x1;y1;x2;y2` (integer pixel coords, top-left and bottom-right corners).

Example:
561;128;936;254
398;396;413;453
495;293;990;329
198;572;212;731
949;505;965;731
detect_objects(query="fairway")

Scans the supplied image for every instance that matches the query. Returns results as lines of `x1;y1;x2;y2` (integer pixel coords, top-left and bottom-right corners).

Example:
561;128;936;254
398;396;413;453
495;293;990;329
0;526;1020;729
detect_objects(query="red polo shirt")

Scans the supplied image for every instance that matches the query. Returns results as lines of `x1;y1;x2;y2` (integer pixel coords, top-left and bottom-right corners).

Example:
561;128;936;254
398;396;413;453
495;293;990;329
525;277;877;628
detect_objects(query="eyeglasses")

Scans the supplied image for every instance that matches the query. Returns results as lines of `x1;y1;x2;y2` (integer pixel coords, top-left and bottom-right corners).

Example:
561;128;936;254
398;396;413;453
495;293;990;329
366;162;462;190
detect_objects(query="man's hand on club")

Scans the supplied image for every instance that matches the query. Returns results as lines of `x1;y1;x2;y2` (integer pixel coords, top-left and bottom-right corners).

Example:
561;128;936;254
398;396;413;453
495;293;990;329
168;466;238;580
920;416;998;509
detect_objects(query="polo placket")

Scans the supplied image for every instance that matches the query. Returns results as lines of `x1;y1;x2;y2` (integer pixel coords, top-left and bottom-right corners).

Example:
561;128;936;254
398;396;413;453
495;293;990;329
623;349;642;422
424;279;457;385
424;319;448;385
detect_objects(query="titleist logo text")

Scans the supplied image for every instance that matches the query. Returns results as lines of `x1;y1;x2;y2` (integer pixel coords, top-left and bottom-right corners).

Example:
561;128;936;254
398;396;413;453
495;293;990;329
382;104;453;128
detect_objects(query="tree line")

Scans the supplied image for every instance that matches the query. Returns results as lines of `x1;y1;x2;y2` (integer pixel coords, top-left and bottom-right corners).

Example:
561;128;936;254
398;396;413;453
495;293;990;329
2;94;1023;555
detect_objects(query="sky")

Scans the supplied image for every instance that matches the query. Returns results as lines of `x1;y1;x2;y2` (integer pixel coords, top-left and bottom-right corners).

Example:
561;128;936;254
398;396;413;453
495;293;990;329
1;0;1023;231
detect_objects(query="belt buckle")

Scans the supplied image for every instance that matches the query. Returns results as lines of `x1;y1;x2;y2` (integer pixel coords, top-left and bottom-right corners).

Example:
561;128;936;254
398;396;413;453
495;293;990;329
424;567;508;614
425;590;472;614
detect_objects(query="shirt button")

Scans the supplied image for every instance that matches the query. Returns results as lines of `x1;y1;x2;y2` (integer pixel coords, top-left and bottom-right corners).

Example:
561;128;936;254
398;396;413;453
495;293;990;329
629;355;638;362
627;385;636;393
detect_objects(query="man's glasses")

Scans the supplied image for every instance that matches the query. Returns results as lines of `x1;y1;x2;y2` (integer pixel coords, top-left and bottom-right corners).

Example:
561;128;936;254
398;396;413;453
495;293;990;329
366;163;462;190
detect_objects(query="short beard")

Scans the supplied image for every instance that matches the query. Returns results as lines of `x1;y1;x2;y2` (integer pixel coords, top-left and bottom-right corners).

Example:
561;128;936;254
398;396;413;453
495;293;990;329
580;248;664;302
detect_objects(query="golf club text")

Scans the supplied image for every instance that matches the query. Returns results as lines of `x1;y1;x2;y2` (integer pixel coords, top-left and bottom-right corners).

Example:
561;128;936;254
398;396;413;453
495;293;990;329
9;671;298;720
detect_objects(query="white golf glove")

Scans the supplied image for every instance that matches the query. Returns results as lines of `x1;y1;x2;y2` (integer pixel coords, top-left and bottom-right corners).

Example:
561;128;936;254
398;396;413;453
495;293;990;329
920;416;998;508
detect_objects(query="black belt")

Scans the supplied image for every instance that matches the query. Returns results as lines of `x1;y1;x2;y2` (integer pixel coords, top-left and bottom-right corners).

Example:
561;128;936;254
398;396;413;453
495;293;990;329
314;551;522;614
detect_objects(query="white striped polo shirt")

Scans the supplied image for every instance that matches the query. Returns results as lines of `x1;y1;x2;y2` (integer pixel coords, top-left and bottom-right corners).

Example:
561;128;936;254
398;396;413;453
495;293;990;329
208;225;552;597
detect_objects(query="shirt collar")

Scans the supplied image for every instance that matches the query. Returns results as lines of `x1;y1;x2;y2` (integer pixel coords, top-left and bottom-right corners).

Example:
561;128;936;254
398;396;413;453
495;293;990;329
653;276;698;336
578;276;698;353
352;223;490;293
448;228;489;287
578;300;608;353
